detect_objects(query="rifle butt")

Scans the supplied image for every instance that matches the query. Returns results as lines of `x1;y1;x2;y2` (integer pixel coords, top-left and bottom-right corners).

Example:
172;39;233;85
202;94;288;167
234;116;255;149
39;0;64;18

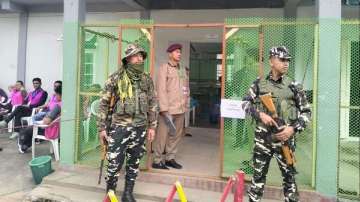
282;145;295;166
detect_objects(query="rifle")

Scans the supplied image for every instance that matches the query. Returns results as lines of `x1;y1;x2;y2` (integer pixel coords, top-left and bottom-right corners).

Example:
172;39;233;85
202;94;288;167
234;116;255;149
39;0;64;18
259;93;296;167
98;94;116;185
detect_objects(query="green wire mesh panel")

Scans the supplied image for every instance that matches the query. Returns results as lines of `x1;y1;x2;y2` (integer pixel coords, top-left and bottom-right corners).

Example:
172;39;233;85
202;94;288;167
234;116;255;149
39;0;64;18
223;27;259;177
223;18;316;189
77;26;119;166
338;21;360;200
262;20;315;189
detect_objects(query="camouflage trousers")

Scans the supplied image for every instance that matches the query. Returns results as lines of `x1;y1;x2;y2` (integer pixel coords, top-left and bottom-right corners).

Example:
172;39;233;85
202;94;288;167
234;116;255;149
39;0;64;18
105;125;147;191
248;132;299;202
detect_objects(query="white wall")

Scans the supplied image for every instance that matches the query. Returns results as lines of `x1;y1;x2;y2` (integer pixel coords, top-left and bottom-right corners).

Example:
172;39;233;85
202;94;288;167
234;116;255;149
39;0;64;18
26;13;63;95
0;14;19;92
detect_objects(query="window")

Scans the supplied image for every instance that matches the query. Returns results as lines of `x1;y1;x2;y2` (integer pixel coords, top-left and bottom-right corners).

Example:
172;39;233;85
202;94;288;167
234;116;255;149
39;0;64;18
83;33;97;88
84;51;95;88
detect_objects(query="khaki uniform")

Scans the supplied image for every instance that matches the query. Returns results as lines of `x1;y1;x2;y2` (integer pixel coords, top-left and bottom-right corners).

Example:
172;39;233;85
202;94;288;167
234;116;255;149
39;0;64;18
153;61;190;163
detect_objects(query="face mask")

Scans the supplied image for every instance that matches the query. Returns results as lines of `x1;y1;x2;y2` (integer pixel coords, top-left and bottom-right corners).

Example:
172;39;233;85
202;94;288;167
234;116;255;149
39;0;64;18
128;63;145;73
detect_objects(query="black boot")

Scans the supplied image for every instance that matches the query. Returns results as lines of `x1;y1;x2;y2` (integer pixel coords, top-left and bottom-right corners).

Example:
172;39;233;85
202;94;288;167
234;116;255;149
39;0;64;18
122;180;136;202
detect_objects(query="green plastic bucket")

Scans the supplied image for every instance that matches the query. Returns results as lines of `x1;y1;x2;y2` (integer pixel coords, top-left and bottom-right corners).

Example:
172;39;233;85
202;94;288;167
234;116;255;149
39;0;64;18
28;155;53;185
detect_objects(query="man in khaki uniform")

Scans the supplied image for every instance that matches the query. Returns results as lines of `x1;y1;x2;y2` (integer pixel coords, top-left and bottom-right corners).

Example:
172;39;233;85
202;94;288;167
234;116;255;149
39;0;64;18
152;43;190;169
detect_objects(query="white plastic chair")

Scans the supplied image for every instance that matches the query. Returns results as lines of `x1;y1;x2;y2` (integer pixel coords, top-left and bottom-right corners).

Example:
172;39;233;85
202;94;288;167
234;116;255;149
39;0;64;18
32;117;60;161
7;105;17;133
83;99;100;142
0;99;13;132
21;108;37;127
22;96;51;128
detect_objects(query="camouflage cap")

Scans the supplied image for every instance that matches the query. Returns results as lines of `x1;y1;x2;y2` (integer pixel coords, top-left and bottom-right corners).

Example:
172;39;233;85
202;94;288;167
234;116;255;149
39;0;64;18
122;43;147;64
269;46;291;59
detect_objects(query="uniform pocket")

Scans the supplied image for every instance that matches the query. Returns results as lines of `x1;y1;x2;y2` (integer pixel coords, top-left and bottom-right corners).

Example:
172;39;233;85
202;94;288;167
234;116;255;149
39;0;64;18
287;101;298;122
114;99;124;114
124;97;135;115
139;93;148;114
166;74;178;93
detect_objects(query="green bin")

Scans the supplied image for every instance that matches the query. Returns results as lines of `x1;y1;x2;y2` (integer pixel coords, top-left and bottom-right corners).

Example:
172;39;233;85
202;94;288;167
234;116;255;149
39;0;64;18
29;155;53;185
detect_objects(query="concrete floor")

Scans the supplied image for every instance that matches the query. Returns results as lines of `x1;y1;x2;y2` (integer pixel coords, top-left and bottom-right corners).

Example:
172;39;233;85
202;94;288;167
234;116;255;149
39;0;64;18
25;166;282;202
338;139;360;197
154;127;221;177
0;131;57;202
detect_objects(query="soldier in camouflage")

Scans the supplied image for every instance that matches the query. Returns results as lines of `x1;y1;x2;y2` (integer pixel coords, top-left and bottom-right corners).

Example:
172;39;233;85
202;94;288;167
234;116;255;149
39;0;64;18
242;46;311;202
97;44;158;202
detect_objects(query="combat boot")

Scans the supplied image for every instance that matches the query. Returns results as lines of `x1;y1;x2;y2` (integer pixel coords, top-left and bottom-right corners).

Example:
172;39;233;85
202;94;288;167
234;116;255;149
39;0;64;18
122;180;136;202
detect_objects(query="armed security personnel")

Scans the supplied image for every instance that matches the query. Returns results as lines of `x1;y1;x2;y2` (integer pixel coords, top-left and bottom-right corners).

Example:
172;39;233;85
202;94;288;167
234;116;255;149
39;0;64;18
242;46;311;202
97;44;158;202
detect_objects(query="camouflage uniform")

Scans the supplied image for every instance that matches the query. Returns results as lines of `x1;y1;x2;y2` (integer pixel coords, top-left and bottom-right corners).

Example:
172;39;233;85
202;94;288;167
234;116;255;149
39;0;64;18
243;46;311;202
97;44;158;201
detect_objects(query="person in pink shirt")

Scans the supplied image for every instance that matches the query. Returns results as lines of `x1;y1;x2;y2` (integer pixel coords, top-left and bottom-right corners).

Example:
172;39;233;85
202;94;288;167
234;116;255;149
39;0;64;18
0;78;47;139
9;81;27;106
0;81;27;112
32;81;62;122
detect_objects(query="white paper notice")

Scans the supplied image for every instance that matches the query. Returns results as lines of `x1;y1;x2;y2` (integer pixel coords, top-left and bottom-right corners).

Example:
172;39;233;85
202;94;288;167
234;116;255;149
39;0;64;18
220;99;246;119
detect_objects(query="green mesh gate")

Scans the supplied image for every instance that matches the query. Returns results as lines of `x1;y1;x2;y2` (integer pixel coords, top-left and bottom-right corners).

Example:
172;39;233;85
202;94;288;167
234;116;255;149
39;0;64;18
76;20;154;169
222;18;317;189
338;20;360;200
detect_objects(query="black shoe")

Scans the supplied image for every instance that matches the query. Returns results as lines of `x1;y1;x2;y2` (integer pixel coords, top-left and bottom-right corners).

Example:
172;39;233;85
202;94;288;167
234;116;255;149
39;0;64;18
152;162;169;170
122;180;136;202
185;133;192;137
165;159;182;169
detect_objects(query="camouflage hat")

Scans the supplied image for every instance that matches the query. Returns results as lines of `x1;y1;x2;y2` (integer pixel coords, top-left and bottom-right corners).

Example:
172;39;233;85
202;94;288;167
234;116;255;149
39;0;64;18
269;46;291;59
122;43;147;64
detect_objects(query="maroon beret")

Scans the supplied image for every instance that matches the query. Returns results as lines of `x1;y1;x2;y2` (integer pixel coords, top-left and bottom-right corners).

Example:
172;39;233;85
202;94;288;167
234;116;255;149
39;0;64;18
167;43;182;53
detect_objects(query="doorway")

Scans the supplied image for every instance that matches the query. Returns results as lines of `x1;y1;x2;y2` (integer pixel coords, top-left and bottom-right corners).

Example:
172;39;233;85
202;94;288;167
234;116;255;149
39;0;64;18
189;42;222;129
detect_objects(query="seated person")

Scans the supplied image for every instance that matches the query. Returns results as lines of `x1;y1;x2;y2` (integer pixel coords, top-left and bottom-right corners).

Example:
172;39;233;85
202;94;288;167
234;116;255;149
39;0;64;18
0;88;8;120
0;81;27;116
0;88;8;104
0;87;5;150
32;80;62;122
17;85;61;153
0;78;47;139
